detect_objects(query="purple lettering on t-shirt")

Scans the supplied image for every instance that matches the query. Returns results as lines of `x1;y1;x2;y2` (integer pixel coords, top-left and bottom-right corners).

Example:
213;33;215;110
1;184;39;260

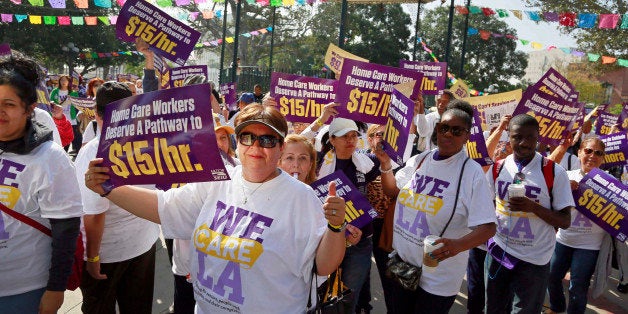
411;174;450;198
0;159;25;187
209;201;248;237
509;217;534;239
408;211;430;237
196;250;245;305
524;186;542;199
572;212;593;228
497;180;510;200
241;213;273;244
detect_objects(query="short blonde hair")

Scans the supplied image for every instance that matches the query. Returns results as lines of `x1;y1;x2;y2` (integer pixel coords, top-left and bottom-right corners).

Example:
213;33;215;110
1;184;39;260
283;134;318;184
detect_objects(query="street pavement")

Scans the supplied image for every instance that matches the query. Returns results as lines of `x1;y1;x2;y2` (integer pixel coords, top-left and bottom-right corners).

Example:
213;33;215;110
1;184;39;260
60;233;627;314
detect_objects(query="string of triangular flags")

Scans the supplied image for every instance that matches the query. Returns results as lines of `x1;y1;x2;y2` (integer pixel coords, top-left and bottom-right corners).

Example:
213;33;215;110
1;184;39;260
466;27;627;67
417;37;484;96
6;0;320;9
455;6;628;30
78;26;273;58
194;26;273;48
0;9;225;25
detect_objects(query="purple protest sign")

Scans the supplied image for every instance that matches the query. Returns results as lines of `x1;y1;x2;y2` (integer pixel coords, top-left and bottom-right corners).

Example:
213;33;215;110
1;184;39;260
466;109;493;166
219;82;237;111
270;72;337;123
381;88;414;165
513;88;580;146
70;96;96;119
599;132;628;169
573;168;628;242
116;0;201;66
311;171;378;232
336;59;423;125
533;67;578;101
96;84;230;191
153;55;172;90
169;65;208;88
398;60;447;95
595;112;620;136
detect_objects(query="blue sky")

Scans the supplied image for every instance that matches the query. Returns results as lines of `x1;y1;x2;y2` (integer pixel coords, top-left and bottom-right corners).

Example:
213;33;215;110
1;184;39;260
402;0;578;52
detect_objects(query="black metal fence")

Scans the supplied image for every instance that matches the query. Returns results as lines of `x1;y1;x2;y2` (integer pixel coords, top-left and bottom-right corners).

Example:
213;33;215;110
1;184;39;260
220;66;334;94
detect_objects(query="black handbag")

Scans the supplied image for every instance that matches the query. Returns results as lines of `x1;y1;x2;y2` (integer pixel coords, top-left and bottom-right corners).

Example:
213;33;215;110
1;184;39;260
385;156;469;291
307;268;353;314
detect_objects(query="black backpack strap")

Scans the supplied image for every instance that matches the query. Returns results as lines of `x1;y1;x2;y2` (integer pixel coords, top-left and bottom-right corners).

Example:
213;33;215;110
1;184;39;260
439;157;470;237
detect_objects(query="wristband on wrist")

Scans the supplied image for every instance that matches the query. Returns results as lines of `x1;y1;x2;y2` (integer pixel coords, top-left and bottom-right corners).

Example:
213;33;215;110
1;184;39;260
87;255;100;263
379;165;393;174
100;190;111;197
327;221;347;233
316;119;324;127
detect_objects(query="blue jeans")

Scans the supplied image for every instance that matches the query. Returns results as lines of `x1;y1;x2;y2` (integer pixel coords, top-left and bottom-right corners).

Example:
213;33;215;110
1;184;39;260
341;236;372;313
547;242;599;314
389;281;456;314
485;252;550;314
467;247;487;314
0;287;46;313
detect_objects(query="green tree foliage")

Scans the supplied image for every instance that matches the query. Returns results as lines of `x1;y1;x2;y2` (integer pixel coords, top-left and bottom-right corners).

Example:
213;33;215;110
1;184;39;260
0;1;141;76
525;0;627;73
420;7;528;92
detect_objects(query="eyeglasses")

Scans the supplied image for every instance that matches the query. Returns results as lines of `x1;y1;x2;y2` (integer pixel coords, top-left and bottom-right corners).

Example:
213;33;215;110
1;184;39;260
513;172;525;183
583;148;604;157
238;132;281;148
436;123;469;137
369;131;384;138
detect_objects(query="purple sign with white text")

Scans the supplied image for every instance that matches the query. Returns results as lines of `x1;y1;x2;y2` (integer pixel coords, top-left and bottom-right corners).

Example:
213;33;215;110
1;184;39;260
116;0;201;66
69;96;96;120
573;168;628;242
219;82;237;111
533;67;578;101
270;72;337;123
311;171;378;232
398;60;447;95
382;88;414;165
169;65;208;88
595;112;620;136
599;132;628;169
513;88;580;146
96;84;230;192
466;109;493;166
336;59;423;125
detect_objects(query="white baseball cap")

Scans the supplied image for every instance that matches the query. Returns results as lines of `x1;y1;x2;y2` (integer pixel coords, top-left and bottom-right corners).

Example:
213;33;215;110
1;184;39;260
328;118;359;137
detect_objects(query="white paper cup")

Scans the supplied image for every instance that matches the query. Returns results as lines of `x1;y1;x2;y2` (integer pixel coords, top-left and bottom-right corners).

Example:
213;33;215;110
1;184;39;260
423;235;444;272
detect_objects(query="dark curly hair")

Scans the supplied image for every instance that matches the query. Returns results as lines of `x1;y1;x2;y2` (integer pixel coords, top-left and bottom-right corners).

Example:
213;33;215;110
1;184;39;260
0;50;43;107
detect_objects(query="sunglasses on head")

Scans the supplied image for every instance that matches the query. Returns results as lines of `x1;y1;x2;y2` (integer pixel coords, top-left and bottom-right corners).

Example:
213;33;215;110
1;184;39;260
238;132;281;148
583;148;604;157
436;123;469;137
369;131;384;138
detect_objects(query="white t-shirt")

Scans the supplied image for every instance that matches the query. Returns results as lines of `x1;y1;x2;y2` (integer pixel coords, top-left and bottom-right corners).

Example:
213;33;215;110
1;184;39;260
414;111;440;152
486;153;575;265
74;136;159;263
558;152;581;171
82;120;98;145
0;141;83;297
34;107;62;146
158;167;326;314
393;150;496;297
556;170;606;250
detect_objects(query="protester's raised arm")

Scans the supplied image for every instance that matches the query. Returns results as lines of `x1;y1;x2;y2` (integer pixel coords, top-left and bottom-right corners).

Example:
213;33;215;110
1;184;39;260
85;158;160;223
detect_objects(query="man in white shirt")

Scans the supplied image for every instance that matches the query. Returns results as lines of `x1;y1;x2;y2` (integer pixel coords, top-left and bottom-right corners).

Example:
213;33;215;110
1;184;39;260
414;90;453;152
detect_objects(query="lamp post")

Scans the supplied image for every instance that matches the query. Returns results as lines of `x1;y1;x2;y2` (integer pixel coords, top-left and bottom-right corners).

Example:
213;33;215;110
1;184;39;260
61;42;79;89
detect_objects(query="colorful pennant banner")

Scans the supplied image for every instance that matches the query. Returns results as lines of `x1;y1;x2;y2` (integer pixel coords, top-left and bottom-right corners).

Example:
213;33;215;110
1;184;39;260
456;5;628;30
5;0;318;9
466;27;627;67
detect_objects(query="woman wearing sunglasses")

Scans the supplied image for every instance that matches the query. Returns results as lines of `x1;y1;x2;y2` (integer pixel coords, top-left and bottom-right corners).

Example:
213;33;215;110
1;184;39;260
84;104;347;313
546;137;608;314
375;107;496;313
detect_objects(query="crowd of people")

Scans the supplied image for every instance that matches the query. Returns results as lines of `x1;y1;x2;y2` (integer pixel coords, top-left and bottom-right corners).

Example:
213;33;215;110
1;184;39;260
0;45;626;314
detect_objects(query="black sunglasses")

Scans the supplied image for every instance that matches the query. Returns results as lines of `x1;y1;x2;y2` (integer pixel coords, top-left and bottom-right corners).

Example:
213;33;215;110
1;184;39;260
238;132;281;148
583;148;604;157
369;131;384;138
436;123;469;137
